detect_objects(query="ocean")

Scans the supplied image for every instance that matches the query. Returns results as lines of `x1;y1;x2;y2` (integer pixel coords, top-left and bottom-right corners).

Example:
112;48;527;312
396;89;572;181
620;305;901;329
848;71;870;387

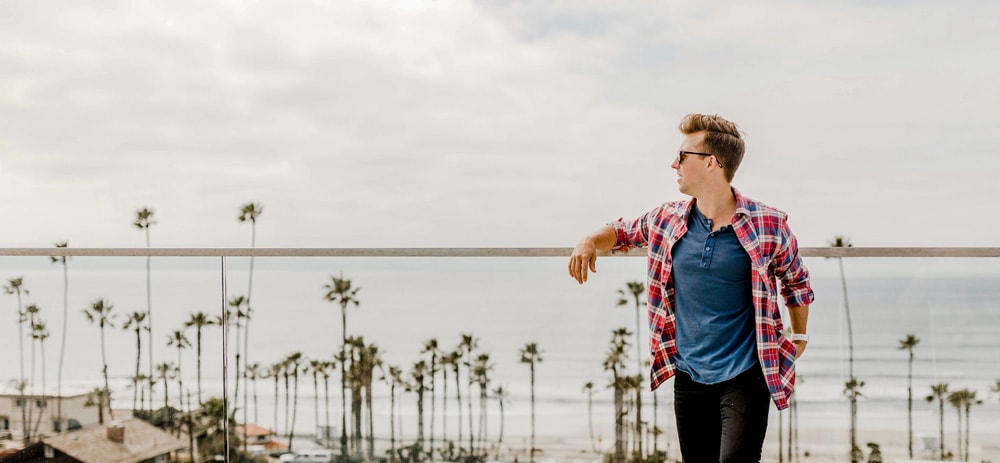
2;254;999;457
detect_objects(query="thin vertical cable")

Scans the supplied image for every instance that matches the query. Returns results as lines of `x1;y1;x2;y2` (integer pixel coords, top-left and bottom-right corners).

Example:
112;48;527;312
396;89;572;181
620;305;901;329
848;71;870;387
221;256;230;462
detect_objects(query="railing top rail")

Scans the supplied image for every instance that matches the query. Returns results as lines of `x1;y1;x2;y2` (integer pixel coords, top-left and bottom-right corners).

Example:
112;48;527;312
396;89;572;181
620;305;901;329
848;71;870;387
1;247;999;258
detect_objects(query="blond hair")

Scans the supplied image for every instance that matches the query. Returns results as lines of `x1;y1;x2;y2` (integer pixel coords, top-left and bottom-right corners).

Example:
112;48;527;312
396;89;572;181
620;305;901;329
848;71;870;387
678;113;745;182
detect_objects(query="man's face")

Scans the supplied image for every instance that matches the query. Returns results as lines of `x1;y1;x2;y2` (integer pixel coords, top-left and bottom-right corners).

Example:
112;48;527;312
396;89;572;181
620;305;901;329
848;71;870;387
671;131;711;195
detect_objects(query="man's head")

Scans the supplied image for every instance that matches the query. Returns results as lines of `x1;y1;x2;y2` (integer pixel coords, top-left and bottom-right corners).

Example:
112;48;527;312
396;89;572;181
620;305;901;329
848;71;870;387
677;113;745;183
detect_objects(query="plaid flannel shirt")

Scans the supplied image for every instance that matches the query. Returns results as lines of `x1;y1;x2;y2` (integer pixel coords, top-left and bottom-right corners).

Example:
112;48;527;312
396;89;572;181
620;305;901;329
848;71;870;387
609;188;814;410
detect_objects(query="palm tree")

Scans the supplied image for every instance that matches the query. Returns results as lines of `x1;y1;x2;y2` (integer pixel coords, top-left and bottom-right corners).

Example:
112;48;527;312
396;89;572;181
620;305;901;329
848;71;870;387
50;241;70;432
448;347;465;453
286;352;304;452
321;359;335;446
83;298;117;422
519;342;542;463
323;274;361;458
167;329;191;418
947;390;963;461
926;383;949;460
227;296;247;426
472;353;493;458
245;362;262;427
134;207;157;406
24;304;41;438
30;319;50;437
961;389;981;461
122;311;148;412
412;360;429;452
84;387;109;425
308;358;324;445
184;311;215;405
584;382;597;454
829;236;859;462
363;343;382;460
604;327;631;463
898;334;919;458
459;333;479;455
386;365;403;460
267;361;284;437
439;350;459;449
156;361;176;425
492;385;508;459
617;281;645;458
422;338;440;457
238;201;262;446
4;277;30;443
843;377;865;463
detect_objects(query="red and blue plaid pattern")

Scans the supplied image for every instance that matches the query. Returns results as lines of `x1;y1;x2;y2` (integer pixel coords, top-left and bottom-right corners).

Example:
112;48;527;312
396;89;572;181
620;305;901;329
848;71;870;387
609;188;814;410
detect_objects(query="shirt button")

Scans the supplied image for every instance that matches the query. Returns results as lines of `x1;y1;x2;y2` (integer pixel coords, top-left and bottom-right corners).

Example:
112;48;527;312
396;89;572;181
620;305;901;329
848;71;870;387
705;247;711;251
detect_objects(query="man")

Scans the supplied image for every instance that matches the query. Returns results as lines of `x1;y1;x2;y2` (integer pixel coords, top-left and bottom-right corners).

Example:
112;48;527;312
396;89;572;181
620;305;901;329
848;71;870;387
568;113;814;462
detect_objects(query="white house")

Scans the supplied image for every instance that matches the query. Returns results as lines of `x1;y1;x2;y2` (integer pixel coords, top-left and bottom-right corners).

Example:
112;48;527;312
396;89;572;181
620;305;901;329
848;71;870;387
0;391;100;441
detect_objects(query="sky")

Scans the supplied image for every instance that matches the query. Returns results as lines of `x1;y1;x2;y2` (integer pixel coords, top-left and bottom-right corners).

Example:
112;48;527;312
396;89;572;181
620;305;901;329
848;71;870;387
1;0;999;249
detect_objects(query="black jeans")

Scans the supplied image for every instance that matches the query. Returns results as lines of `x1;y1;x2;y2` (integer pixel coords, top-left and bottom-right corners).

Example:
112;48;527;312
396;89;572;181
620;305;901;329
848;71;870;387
673;366;771;463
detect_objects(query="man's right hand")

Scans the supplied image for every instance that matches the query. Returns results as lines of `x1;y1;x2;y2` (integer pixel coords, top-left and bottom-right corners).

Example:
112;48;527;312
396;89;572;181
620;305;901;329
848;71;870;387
568;225;617;284
568;239;599;284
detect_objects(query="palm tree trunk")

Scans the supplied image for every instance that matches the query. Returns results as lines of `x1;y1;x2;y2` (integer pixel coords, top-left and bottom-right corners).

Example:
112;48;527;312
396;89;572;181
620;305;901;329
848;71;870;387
196;328;203;406
390;383;396;460
530;363;536;463
145;229;154;414
28;314;37;439
466;350;473;456
955;406;962;461
366;378;375;460
417;384;425;450
289;371;300;454
284;372;291;450
455;365;463;453
323;374;331;447
614;377;624;463
100;325;114;421
588;389;597;454
234;319;241;426
496;399;504;460
244;223;255;452
16;292;27;444
442;367;448;448
134;329;142;412
907;352;914;459
938;398;944;459
965;402;972;461
313;372;320;445
273;375;280;437
340;309;348;459
429;356;436;459
57;261;69;433
31;340;47;437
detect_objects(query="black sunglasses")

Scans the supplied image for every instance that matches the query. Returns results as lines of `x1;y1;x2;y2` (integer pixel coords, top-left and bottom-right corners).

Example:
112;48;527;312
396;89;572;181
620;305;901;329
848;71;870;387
677;150;723;167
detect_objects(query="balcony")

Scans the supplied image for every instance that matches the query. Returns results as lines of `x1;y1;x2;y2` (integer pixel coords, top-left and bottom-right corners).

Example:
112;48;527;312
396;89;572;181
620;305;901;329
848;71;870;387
1;247;999;462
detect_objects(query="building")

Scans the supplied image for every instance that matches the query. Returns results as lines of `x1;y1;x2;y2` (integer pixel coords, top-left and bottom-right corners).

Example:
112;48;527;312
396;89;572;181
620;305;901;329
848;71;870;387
0;418;186;463
234;423;287;453
0;391;99;442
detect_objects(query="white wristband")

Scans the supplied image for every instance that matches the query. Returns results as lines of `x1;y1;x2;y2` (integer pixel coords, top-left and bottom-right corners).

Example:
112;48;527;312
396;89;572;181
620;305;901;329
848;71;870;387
789;333;809;343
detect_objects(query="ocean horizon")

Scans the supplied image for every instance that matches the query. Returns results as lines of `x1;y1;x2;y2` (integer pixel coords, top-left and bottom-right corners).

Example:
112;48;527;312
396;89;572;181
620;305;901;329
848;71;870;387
2;254;999;458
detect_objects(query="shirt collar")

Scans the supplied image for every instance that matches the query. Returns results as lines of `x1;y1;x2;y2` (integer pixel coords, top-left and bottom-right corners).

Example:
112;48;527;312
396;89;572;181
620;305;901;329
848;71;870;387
675;186;749;219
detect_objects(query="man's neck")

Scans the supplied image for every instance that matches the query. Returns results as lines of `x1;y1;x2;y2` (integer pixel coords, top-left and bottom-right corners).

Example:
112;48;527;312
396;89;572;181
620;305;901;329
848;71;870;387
693;183;737;228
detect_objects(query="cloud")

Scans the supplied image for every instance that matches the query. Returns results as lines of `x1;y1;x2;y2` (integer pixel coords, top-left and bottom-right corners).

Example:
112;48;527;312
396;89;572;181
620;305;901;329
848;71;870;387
1;0;998;248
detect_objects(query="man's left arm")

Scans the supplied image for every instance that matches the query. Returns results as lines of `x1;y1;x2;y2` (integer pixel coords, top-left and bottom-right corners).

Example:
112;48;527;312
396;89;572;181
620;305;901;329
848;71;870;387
787;305;810;359
773;218;816;359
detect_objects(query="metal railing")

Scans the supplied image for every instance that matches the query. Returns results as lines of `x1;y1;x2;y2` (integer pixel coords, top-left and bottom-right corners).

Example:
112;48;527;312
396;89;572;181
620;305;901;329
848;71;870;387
3;247;999;257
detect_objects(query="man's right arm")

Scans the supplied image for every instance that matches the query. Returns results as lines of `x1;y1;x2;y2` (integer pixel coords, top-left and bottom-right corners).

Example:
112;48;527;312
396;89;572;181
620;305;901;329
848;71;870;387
568;225;617;284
